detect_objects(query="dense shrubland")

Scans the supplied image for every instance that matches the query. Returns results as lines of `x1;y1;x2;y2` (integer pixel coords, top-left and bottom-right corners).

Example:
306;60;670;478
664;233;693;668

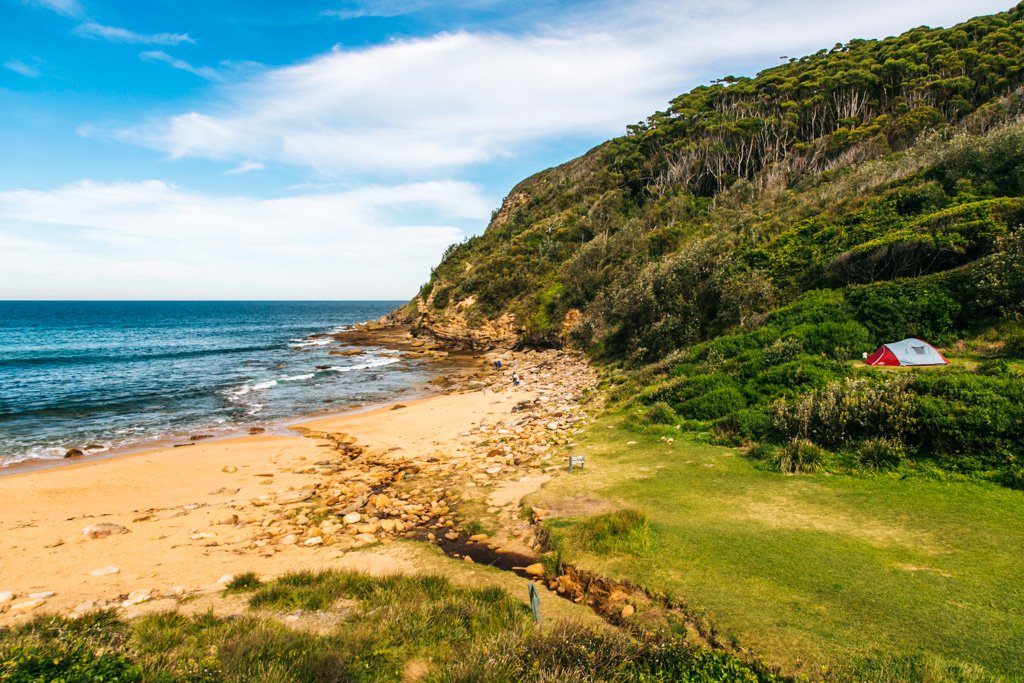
417;4;1024;488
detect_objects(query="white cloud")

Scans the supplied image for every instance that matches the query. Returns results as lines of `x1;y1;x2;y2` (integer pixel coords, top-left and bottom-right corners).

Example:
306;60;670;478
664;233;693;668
4;59;40;78
0;180;489;299
140;50;220;80
115;0;1010;177
25;0;83;18
76;22;195;45
322;0;503;20
223;160;265;175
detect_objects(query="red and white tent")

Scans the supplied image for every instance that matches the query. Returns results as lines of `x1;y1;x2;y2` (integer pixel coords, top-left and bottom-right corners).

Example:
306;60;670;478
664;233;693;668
864;338;948;367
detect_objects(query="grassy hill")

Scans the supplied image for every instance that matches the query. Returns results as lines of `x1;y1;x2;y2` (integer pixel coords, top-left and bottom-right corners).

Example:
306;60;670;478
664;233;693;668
413;2;1024;489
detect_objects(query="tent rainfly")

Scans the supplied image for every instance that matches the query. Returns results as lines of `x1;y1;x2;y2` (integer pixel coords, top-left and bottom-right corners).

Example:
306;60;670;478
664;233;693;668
864;338;948;367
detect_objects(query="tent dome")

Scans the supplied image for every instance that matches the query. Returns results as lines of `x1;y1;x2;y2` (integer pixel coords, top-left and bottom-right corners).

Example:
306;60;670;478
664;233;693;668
865;338;948;367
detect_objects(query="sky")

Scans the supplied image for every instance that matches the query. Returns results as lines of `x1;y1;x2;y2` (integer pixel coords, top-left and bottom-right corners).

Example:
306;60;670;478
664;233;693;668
0;0;1013;300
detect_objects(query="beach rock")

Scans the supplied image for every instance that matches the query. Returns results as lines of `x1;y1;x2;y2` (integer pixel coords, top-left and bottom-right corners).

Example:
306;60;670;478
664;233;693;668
222;465;238;473
355;533;379;544
248;427;266;435
0;591;14;604
620;604;635;619
342;509;362;528
122;589;151;607
379;519;396;532
276;489;314;505
29;591;55;599
303;536;323;546
468;533;489;542
356;522;380;534
444;531;459;541
523;563;545;577
90;566;120;576
64;448;84;459
10;599;45;612
72;600;97;614
82;523;129;539
216;575;234;586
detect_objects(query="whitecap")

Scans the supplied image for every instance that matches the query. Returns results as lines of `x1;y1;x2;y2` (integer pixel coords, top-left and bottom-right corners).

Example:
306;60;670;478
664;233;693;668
280;373;314;382
319;357;401;373
289;339;331;348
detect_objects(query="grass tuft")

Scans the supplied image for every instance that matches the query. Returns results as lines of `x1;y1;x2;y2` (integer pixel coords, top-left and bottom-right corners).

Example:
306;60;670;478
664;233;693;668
568;508;650;556
225;571;262;592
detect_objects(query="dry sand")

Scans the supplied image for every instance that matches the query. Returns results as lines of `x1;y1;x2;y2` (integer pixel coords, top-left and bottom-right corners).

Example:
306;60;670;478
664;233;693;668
0;386;562;622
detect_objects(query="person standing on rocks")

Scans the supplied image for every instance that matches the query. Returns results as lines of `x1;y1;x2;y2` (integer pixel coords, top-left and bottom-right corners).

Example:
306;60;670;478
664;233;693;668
511;371;520;386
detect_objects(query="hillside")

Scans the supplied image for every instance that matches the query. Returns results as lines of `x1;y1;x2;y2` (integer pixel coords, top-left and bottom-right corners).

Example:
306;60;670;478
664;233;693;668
410;3;1024;489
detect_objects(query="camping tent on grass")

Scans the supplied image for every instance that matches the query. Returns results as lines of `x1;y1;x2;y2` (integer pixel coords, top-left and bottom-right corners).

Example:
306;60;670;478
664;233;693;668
864;338;948;367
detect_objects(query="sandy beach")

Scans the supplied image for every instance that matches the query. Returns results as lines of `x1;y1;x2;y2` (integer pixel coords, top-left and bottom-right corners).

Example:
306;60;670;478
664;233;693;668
0;348;597;623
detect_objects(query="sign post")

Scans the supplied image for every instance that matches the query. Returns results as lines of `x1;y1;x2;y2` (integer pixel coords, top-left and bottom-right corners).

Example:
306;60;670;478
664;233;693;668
568;454;585;471
528;582;541;625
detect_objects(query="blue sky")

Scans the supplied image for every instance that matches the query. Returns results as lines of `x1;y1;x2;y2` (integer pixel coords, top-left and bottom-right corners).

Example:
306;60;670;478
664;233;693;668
0;0;1012;299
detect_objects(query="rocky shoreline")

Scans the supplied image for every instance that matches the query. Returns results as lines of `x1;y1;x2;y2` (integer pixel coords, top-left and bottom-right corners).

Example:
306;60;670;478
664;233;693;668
0;323;601;623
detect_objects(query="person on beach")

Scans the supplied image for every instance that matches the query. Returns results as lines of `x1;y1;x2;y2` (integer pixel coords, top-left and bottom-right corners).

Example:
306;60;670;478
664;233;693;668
494;360;502;370
512;371;520;386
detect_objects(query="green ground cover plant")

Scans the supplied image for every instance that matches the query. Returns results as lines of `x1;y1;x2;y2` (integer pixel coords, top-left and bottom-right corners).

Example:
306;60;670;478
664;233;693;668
0;571;782;683
535;418;1024;681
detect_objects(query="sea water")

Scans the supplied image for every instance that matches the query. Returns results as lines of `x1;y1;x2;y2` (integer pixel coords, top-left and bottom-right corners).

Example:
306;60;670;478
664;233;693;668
0;301;429;466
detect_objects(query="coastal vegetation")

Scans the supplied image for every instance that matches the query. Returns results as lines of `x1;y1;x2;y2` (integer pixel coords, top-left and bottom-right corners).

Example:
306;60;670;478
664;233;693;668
533;418;1024;679
415;2;1024;489
6;5;1024;683
402;4;1024;679
0;571;780;682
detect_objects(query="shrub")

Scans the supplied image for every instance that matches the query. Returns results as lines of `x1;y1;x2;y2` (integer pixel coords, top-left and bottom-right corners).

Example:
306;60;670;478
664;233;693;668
772;376;918;447
641;401;678;425
1002;326;1024;358
717;407;773;441
746;442;778;461
788;321;872;358
773;438;829;474
854;438;907;470
977;358;1012;377
680;387;746;421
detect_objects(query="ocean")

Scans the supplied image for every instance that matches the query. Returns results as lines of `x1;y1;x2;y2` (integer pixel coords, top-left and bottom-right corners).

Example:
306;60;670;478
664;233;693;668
0;301;431;467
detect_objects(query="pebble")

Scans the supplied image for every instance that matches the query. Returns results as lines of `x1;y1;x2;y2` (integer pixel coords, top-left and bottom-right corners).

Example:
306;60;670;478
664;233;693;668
10;599;45;612
303;536;324;546
72;600;97;613
89;566;120;576
122;590;151;607
0;591;14;604
29;591;56;599
222;465;238;473
621;604;635;618
276;489;315;505
82;523;129;539
342;512;362;525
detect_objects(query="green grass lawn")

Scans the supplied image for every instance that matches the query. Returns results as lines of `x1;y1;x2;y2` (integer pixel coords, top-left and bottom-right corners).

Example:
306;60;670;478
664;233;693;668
534;418;1024;681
